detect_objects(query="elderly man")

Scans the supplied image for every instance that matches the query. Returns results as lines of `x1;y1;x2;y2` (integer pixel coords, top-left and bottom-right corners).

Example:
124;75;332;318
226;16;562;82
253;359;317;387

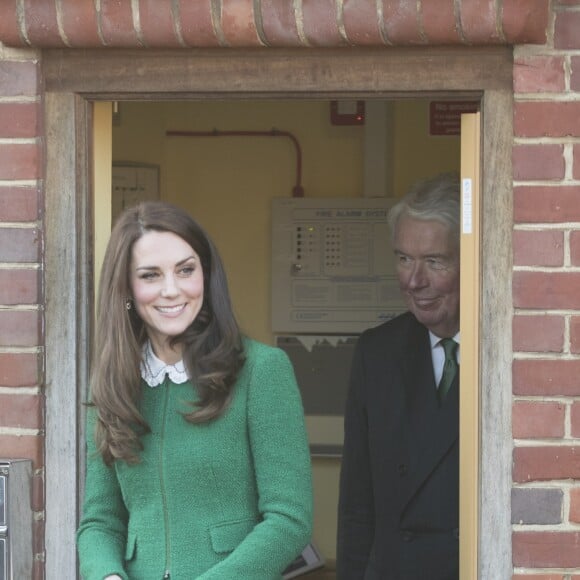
337;173;461;580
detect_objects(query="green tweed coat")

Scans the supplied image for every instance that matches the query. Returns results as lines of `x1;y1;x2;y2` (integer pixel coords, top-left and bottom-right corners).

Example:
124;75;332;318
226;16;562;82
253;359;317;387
77;340;313;579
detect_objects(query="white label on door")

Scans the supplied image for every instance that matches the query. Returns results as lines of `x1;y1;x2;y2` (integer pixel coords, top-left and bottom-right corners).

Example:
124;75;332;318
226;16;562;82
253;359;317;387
462;178;473;234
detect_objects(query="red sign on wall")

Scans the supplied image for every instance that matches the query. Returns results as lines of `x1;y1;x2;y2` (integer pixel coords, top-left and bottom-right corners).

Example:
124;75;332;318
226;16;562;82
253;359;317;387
429;101;479;136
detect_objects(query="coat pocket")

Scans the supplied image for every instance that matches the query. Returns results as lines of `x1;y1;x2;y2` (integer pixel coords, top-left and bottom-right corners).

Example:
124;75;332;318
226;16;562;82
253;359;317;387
125;530;137;561
209;518;257;554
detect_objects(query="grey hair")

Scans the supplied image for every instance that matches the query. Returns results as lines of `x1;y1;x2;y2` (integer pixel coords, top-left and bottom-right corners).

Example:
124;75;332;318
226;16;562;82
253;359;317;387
387;172;461;245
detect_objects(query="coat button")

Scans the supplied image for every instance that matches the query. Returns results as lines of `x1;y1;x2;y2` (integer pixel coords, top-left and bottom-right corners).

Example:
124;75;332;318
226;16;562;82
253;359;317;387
453;528;459;540
398;463;408;476
401;531;414;542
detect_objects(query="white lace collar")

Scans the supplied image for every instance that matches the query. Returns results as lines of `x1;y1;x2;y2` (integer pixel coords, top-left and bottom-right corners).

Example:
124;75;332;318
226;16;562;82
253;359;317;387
140;341;189;387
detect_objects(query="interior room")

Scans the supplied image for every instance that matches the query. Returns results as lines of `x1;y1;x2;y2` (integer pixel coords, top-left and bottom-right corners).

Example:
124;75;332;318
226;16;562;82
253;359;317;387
103;98;462;575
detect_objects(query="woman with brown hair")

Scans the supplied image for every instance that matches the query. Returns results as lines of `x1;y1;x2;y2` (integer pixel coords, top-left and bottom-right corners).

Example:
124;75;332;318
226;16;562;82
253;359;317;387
77;201;313;579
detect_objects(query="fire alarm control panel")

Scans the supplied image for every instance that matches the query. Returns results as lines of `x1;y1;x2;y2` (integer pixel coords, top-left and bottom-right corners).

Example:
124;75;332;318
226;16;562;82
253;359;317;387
271;197;406;334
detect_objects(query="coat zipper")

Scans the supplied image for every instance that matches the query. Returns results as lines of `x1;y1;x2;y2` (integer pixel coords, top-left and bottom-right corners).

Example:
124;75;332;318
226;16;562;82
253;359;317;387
159;375;172;579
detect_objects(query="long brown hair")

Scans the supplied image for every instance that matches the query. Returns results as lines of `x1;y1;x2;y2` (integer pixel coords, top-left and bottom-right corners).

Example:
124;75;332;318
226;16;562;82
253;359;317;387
91;201;245;465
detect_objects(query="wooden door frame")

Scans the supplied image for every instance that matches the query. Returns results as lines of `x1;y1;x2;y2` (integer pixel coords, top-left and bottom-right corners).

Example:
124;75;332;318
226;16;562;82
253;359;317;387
43;46;513;579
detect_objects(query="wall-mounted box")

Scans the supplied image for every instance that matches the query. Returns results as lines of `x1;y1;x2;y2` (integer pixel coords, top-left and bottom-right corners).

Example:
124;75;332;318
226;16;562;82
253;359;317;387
0;460;32;580
271;197;406;334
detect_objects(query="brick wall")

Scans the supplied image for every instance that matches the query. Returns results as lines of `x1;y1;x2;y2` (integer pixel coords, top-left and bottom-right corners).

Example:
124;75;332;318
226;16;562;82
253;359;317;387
0;0;575;578
0;45;45;576
0;0;550;48
512;0;580;577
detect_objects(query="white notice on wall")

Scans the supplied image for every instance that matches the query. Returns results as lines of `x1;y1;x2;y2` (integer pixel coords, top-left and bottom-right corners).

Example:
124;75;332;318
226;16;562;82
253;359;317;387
462;178;473;234
271;197;407;334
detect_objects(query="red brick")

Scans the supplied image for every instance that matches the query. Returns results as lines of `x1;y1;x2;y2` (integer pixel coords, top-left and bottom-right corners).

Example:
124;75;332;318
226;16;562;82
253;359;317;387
0;353;40;387
514;186;580;223
514;56;566;94
222;0;263;46
32;518;44;556
460;0;500;44
514;446;580;483
0;103;39;138
0;186;39;221
512;486;561;524
0;311;41;347
513;401;565;439
502;0;549;44
343;0;384;45
572;56;580;92
513;315;564;353
571;403;580;438
0;434;43;468
421;1;461;44
574;144;580;180
382;0;423;44
59;0;101;47
0;269;39;304
0;394;42;429
23;0;63;47
571;316;580;353
303;0;344;47
570;313;580;350
513;575;565;580
515;102;580;138
513;230;563;267
513;531;580;568
570;232;580;267
513;144;564;180
571;487;580;523
0;228;40;262
260;0;302;46
100;0;140;46
513;359;580;396
178;0;220;46
555;10;580;49
0;61;39;97
514;271;580;310
31;470;44;512
139;0;182;47
0;143;41;180
0;1;23;47
32;559;45;580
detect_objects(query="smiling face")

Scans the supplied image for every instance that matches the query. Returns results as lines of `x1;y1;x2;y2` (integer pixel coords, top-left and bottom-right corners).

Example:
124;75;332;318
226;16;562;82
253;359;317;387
130;230;205;363
394;215;460;338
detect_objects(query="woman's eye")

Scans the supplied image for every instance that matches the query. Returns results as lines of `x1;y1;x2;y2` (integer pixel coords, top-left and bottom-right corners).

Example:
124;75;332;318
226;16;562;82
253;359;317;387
179;266;195;276
140;271;158;280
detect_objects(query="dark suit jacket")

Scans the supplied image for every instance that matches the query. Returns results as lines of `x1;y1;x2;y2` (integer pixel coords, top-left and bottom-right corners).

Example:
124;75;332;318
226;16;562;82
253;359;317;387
337;312;459;580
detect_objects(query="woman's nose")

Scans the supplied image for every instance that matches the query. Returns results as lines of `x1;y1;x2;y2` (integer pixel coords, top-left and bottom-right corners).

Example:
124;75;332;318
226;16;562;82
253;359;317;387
161;275;178;297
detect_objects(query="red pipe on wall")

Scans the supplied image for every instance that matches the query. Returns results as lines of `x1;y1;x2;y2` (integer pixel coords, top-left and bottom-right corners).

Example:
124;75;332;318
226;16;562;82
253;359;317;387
165;129;304;197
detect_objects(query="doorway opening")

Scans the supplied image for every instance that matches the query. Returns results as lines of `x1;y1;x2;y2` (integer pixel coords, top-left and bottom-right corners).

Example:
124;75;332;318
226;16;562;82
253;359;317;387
93;97;470;576
43;46;513;579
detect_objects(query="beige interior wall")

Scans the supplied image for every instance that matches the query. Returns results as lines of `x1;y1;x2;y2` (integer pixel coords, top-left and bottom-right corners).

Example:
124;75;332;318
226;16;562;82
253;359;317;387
393;100;461;196
110;99;459;560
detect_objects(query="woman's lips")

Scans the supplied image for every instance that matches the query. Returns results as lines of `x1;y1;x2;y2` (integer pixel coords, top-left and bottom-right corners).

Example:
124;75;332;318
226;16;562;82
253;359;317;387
155;303;186;315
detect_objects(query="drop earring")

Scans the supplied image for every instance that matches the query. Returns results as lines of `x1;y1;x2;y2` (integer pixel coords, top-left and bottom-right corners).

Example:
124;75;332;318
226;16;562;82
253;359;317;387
125;299;132;310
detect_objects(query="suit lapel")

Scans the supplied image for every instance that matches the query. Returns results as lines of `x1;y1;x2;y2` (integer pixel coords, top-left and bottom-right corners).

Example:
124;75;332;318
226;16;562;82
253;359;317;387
399;324;459;512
